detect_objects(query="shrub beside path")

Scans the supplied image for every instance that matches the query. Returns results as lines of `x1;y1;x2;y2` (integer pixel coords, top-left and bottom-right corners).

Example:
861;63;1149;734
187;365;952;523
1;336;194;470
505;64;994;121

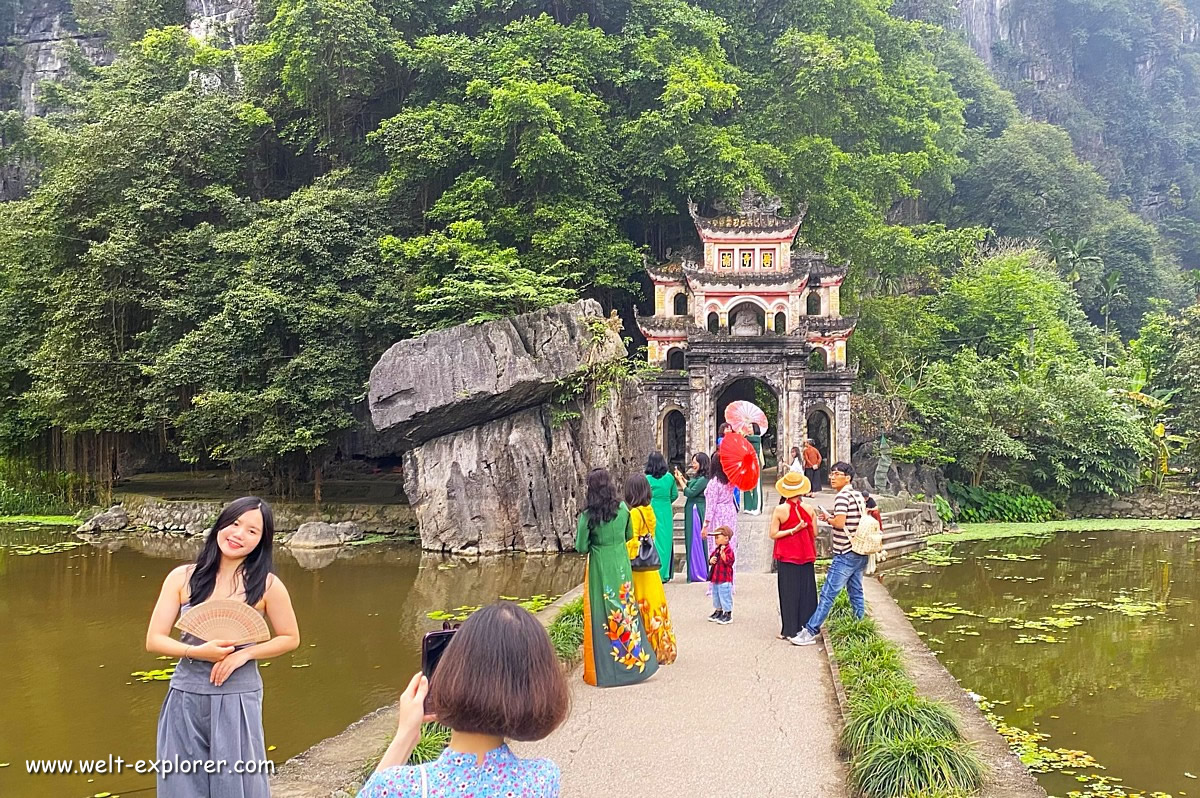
515;573;848;797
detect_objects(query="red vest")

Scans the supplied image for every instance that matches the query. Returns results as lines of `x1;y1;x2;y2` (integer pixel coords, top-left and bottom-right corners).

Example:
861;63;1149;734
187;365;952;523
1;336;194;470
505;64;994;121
774;499;817;565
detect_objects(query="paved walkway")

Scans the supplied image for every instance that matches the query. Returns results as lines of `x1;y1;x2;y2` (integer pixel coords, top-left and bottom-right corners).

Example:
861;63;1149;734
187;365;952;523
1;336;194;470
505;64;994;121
515;574;848;797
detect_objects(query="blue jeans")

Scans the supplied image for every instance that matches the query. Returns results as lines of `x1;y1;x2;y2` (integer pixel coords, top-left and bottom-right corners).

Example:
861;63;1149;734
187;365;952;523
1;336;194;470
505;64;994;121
712;581;733;612
804;552;868;634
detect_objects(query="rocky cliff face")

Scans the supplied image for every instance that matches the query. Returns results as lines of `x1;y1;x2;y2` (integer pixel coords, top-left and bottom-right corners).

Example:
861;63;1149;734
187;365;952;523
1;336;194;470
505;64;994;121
959;0;1014;66
2;0;253;119
5;0;110;116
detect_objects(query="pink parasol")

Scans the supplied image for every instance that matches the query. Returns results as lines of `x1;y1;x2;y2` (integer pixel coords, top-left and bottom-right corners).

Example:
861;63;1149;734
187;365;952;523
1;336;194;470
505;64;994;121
724;400;768;435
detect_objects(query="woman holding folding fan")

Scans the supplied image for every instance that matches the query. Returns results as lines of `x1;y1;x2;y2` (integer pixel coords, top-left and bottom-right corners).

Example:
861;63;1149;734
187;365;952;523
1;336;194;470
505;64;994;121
145;496;300;798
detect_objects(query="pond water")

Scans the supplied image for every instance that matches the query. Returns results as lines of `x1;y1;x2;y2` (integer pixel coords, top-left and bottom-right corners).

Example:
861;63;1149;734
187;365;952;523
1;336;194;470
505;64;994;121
0;525;583;798
885;528;1200;798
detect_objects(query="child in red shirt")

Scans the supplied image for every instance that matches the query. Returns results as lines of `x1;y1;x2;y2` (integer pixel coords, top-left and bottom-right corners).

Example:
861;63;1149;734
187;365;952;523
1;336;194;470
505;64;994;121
707;526;736;625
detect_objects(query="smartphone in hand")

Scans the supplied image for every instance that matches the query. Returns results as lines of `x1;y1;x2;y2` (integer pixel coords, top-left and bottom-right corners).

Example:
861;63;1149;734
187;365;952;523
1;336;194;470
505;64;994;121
420;628;457;714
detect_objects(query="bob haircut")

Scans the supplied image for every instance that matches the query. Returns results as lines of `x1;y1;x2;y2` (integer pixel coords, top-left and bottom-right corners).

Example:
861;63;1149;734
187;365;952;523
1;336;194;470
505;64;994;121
624;473;652;508
428;601;569;741
188;496;275;606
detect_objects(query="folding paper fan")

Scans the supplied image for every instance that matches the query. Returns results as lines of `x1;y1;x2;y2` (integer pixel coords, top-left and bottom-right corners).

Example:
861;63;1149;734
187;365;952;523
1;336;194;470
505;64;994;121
176;599;270;645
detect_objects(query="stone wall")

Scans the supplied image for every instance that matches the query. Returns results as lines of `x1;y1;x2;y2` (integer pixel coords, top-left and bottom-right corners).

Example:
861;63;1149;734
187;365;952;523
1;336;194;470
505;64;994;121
1066;488;1200;520
853;441;952;502
402;383;655;554
114;493;417;536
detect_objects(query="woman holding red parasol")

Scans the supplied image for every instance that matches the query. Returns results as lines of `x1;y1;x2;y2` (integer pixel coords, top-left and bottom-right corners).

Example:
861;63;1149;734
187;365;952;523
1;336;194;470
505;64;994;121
725;402;767;515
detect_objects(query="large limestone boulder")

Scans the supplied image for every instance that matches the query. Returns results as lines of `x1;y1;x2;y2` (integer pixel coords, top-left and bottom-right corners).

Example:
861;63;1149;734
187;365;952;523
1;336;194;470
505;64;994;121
76;505;130;533
368;299;623;446
403;384;655;553
288;521;364;549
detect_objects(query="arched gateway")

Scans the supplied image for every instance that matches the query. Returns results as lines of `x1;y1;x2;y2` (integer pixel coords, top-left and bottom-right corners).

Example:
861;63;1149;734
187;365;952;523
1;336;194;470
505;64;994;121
637;189;856;464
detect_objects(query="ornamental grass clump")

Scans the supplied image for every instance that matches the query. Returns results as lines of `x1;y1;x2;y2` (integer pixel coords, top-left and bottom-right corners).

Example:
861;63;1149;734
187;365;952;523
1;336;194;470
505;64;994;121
842;693;963;756
826;594;985;796
547;597;585;665
849;733;985;797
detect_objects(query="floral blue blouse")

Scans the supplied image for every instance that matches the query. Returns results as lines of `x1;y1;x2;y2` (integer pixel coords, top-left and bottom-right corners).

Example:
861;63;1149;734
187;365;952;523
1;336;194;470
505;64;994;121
358;744;560;798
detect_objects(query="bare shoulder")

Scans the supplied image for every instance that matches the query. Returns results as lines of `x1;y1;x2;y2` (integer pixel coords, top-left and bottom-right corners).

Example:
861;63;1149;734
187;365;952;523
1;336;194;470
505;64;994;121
164;564;191;585
265;573;290;597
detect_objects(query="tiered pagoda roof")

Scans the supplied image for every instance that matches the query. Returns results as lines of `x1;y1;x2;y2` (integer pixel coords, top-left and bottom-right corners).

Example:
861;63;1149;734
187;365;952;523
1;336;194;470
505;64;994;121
687;193;806;238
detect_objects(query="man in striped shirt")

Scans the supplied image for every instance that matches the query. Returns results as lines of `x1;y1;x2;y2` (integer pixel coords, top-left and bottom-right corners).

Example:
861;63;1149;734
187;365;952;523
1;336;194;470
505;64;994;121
790;462;871;646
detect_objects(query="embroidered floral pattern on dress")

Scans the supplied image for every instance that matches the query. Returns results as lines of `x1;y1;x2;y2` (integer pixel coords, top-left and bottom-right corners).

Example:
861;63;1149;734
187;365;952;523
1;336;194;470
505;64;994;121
638;597;677;665
357;743;560;798
603;582;651;671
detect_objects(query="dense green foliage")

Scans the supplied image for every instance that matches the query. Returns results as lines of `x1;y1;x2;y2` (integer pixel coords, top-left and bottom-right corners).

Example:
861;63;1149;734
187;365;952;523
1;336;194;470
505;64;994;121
0;0;984;486
946;483;1058;524
827;596;985;797
858;248;1152;497
0;458;98;515
0;0;1196;498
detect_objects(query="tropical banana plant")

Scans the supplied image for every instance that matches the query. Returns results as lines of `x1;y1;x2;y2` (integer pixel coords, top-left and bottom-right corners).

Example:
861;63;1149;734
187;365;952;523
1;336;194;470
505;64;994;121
1119;374;1192;489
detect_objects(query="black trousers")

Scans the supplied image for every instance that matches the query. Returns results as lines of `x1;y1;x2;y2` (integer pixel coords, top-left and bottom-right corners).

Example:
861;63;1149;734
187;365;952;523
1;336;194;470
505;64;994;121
777;560;818;638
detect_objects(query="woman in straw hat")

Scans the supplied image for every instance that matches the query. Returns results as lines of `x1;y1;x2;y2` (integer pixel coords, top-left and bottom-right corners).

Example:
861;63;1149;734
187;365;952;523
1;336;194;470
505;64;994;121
768;472;819;640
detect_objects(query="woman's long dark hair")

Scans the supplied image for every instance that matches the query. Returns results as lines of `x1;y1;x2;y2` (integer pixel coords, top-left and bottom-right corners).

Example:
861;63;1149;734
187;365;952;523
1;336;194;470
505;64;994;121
645;451;669;479
691;451;710;476
708;450;729;483
585;468;620;532
188;497;276;606
624;473;652;508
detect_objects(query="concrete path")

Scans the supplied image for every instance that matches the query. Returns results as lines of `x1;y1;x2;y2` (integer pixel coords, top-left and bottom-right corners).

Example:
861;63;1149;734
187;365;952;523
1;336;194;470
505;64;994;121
516;574;848;797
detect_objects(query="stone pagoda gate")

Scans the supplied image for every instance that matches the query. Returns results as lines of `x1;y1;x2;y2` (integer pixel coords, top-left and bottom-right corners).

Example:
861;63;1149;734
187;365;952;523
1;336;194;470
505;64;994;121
636;191;857;469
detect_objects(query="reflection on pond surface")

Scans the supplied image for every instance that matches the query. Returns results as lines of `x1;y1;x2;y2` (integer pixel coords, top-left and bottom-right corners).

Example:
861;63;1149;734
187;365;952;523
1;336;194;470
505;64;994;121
885;528;1200;798
0;525;584;798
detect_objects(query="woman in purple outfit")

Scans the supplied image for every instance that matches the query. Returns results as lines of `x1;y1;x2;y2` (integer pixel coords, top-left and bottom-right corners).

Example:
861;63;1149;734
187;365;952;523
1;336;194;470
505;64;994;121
701;452;739;556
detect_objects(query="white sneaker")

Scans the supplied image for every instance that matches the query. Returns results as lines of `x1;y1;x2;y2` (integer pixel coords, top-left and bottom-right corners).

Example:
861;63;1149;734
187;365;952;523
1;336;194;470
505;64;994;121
789;629;818;646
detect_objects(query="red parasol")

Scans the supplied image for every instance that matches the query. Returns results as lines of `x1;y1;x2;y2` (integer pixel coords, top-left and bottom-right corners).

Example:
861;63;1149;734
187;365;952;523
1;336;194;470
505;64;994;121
718;432;761;491
724;400;768;435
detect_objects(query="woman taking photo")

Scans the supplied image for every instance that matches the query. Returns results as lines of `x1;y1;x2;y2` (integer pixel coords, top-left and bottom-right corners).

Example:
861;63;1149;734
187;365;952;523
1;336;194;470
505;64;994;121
574;468;658;687
768;472;818;640
674;452;710;583
644;451;679;583
625;474;677;665
361;602;569;797
146;497;300;798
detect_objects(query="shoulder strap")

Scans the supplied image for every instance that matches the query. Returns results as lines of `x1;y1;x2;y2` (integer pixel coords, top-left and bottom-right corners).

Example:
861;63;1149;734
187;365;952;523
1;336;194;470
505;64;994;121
420;763;429;798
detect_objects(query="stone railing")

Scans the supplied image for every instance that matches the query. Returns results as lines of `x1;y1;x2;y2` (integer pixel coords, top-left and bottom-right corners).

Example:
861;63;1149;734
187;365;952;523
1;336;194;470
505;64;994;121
113;493;417;536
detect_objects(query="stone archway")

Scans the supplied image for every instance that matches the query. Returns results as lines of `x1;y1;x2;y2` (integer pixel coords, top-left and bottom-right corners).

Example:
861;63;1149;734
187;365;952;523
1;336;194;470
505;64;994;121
663;409;687;470
806;406;833;467
714;377;779;465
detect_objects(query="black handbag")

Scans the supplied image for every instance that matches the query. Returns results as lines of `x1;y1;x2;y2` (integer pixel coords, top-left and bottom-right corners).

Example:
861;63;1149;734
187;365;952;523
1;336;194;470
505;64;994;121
630;535;661;572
